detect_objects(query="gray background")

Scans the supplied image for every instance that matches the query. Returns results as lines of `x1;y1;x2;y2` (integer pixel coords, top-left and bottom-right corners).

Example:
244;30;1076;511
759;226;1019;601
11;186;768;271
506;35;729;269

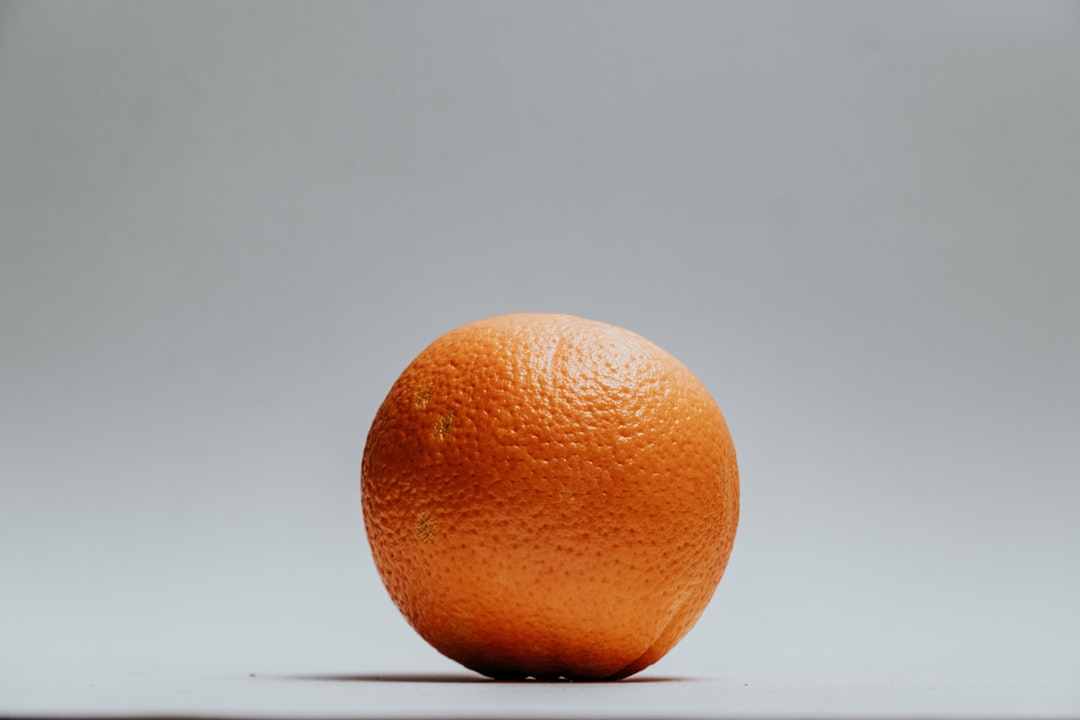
2;1;1078;714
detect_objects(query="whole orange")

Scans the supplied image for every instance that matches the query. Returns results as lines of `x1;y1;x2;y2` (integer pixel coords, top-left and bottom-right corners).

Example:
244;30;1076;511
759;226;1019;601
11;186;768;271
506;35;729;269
361;313;739;680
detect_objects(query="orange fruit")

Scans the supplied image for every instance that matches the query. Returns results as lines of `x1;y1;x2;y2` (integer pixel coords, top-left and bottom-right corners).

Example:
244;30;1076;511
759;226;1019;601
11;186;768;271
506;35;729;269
361;313;739;680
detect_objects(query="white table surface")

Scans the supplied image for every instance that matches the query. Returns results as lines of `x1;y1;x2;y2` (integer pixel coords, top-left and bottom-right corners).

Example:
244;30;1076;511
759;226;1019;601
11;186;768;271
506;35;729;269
3;662;1077;719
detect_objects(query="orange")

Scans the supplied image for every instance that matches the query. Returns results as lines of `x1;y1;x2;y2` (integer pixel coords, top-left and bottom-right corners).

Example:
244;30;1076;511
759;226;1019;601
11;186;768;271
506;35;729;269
361;313;739;680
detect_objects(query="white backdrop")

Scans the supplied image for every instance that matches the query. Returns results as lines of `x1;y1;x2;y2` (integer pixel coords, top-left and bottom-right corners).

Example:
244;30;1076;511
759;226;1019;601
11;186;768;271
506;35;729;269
1;1;1078;715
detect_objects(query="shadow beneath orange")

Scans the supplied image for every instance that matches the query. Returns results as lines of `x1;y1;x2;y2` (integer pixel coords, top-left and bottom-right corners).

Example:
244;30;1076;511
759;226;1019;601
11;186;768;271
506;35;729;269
280;672;693;684
282;673;487;683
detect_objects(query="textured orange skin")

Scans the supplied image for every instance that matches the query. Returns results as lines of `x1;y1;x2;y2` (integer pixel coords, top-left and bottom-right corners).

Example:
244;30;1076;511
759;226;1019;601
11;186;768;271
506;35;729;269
361;314;739;680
